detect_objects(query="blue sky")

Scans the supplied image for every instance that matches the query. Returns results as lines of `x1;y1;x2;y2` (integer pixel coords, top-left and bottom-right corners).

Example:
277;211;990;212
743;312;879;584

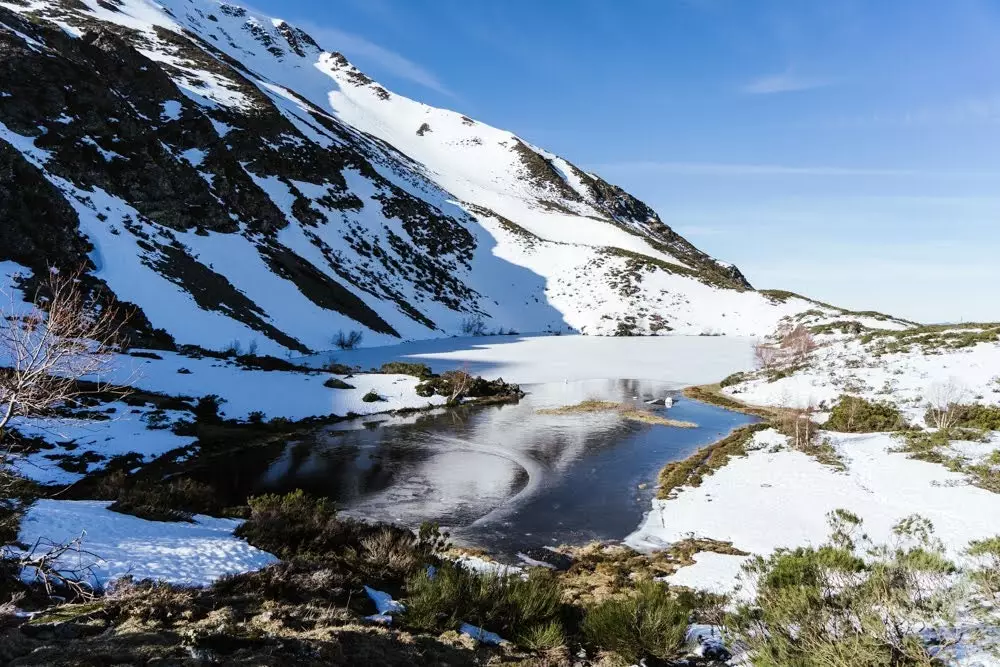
254;0;1000;323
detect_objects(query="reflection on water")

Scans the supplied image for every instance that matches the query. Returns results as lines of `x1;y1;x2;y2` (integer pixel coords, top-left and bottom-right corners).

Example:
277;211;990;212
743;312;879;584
198;379;755;555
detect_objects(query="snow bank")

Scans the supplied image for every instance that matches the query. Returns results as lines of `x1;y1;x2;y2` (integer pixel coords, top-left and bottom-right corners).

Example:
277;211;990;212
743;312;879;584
726;335;1000;424
16;500;277;587
10;404;196;485
627;429;1000;594
104;349;447;421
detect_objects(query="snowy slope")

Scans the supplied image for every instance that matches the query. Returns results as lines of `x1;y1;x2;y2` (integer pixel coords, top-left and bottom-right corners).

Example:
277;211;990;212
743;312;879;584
0;0;837;355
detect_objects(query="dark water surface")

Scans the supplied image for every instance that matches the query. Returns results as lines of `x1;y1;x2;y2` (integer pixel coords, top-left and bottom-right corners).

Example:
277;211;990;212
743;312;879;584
199;380;755;555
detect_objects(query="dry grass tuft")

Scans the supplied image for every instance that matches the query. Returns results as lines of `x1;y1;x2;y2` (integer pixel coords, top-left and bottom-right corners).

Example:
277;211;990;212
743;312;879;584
538;400;696;428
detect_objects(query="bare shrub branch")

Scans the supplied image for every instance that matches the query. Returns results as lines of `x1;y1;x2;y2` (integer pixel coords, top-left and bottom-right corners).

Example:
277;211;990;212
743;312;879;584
0;266;129;434
780;324;818;361
926;378;969;430
753;340;780;370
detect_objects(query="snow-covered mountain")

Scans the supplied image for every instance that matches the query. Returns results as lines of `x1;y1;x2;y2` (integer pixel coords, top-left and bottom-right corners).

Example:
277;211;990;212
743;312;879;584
2;0;823;355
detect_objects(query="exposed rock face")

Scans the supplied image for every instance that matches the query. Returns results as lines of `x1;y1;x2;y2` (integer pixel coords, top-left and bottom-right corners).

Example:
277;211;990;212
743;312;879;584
0;0;776;355
0;140;90;269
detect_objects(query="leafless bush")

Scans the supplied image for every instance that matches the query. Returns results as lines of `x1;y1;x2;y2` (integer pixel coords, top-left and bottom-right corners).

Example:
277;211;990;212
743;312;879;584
8;534;101;599
333;329;363;350
926;378;969;430
460;315;487;337
779;402;818;450
780;324;818;361
1;266;129;433
753;340;780;370
1;267;130;598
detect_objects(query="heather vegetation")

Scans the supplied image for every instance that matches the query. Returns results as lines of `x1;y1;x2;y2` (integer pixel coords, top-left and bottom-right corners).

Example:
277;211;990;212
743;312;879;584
823;395;908;433
727;511;993;667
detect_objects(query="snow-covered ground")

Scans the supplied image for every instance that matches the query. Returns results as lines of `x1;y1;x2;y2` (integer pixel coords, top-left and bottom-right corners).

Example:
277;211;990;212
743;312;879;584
106;349;448;421
15;500;276;587
627;428;1000;594
726;330;1000;425
9;404;197;485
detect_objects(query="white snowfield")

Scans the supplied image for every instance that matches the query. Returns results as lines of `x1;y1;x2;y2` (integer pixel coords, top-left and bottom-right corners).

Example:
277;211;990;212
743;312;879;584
16;500;277;587
627;428;1000;595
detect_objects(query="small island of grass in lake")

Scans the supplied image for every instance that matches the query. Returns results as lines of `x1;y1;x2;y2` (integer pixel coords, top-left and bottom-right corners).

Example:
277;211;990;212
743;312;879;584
538;399;698;428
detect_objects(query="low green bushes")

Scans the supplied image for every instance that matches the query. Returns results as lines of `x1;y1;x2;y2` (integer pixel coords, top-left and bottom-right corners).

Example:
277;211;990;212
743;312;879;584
234;490;347;560
378;362;432;378
719;372;746;388
234;491;437;584
949;403;1000;430
403;563;564;646
823;395;907;432
730;511;963;667
581;580;691;664
108;478;220;522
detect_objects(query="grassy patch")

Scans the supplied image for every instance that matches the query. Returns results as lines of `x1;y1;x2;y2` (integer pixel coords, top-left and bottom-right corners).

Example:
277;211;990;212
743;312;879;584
719;372;747;388
682;384;776;419
538;400;696;428
657;423;770;499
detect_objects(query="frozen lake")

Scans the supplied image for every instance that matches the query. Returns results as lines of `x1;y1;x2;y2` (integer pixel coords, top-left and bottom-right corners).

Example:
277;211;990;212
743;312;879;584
195;378;755;555
298;333;756;386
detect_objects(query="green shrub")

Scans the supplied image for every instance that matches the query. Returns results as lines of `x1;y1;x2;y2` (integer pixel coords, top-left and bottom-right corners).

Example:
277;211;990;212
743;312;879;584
719;372;746;388
323;377;354;389
362;390;383;402
950;404;1000;430
823;395;907;432
581;580;690;664
379;362;432;378
192;394;226;424
731;512;960;667
403;563;564;647
235;490;347;560
967;537;1000;600
234;491;432;582
519;619;565;651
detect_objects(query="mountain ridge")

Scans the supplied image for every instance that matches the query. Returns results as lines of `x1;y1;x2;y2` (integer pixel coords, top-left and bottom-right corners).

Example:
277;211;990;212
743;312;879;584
1;0;836;354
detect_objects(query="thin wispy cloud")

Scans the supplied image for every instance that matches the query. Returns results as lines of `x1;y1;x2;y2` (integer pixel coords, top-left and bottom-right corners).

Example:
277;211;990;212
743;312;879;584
830;95;1000;128
594;161;1000;178
299;23;456;98
741;73;828;95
